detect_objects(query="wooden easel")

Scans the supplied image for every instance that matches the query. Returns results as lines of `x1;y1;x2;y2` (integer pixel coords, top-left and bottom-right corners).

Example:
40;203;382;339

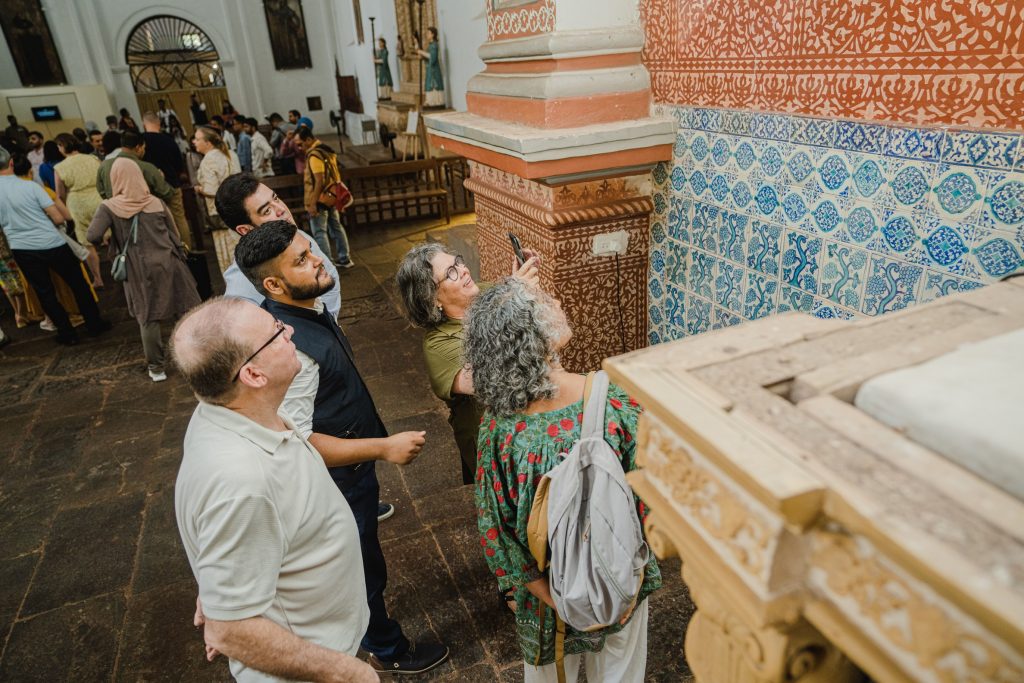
400;108;430;161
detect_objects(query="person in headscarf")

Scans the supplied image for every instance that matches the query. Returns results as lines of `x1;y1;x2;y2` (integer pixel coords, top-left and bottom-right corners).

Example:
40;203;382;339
87;158;201;382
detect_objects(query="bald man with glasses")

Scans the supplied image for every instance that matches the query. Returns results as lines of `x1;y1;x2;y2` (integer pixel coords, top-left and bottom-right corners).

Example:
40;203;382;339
233;220;450;676
171;297;378;682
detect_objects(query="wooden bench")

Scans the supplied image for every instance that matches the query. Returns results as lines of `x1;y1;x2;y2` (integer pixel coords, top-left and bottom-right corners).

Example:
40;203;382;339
340;159;450;228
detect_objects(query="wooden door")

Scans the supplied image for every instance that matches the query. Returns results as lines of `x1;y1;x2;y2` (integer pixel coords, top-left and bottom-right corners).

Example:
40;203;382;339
135;87;227;137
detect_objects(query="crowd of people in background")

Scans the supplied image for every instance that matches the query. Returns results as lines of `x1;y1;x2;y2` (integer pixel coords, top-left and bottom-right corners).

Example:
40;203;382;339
0;100;341;353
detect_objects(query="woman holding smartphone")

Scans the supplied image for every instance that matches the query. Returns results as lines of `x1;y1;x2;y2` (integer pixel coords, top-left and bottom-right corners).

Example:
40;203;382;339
396;241;538;484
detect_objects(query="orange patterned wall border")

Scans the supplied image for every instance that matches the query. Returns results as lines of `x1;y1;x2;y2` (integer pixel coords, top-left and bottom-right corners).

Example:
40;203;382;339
640;0;1024;131
487;0;556;42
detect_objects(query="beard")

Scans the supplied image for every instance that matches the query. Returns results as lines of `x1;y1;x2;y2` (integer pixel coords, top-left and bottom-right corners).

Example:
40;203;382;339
282;268;335;301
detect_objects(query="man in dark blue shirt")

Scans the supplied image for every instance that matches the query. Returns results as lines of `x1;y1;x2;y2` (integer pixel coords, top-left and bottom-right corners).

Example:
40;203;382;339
141;112;191;249
235;220;450;676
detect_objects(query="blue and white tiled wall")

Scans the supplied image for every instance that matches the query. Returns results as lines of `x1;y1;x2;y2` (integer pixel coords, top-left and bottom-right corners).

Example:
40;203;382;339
646;105;1024;344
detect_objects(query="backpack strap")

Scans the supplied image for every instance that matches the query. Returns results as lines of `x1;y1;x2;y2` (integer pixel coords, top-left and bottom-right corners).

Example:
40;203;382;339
580;370;609;440
113;214;140;255
527;476;552;572
554;614;567;683
307;146;339;184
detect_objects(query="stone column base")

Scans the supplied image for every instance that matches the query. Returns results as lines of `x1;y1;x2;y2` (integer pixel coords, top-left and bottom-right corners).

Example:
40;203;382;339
466;162;652;372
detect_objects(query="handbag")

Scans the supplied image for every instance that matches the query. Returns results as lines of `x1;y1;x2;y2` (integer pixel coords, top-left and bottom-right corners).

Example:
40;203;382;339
309;148;354;212
185;250;213;301
319;181;354;212
110;214;139;282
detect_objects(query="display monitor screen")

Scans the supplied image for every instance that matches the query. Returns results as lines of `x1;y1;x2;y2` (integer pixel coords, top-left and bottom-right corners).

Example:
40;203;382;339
31;106;62;121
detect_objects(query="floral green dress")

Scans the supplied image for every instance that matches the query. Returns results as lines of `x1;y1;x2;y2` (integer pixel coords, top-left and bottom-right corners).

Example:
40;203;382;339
475;381;662;666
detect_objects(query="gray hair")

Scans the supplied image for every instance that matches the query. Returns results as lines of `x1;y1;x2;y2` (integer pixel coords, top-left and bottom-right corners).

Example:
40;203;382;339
0;146;10;168
170;297;252;405
463;278;569;416
396;242;448;328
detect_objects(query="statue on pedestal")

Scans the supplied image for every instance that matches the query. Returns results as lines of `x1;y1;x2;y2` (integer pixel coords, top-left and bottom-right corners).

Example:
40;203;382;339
395;34;406;82
417;26;445;108
375;37;393;100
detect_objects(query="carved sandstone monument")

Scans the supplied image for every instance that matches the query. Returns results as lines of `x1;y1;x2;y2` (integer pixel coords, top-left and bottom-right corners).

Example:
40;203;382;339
606;277;1024;682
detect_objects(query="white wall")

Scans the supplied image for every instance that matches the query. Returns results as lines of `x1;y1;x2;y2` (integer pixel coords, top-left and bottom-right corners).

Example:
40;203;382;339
0;31;19;90
555;0;640;31
333;0;486;117
0;0;487;131
0;0;344;132
436;0;487;112
0;84;113;132
334;0;397;120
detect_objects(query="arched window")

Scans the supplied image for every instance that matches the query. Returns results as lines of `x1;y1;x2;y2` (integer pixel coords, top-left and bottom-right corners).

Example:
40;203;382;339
126;15;225;93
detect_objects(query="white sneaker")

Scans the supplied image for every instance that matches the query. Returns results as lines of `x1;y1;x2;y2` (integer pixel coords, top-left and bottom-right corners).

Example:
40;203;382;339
148;369;168;382
40;318;57;332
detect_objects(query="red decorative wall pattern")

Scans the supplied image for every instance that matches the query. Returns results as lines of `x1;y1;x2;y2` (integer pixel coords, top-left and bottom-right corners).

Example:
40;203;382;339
640;0;1024;129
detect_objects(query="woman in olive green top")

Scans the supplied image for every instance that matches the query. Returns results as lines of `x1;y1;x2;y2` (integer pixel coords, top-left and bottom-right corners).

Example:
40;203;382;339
397;243;538;484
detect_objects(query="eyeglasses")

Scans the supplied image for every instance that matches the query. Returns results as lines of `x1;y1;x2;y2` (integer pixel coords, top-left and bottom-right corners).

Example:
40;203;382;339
233;319;286;381
435;255;465;285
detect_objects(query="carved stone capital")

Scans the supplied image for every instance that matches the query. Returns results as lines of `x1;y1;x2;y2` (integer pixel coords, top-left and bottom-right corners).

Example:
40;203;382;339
686;582;859;683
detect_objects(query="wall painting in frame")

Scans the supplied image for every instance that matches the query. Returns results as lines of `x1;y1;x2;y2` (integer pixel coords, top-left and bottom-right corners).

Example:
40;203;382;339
0;0;66;86
263;0;313;70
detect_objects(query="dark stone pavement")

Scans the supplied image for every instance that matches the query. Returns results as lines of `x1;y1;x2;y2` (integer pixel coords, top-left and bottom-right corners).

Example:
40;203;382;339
0;218;694;681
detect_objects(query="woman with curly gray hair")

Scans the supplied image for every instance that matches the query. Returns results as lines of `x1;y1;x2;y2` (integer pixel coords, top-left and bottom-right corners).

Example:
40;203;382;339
464;278;661;682
396;243;537;484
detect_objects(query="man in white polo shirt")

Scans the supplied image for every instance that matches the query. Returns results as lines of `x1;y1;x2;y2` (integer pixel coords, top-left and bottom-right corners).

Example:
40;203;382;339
171;297;378;683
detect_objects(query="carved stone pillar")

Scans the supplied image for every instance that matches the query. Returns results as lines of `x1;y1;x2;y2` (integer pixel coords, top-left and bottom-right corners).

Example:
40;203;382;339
425;0;673;371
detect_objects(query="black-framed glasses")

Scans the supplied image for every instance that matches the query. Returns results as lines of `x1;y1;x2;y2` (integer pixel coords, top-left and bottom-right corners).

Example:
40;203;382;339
233;319;286;381
435;255;465;285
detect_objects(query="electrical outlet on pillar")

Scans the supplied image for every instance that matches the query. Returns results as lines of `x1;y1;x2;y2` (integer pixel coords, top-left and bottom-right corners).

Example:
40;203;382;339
591;230;629;256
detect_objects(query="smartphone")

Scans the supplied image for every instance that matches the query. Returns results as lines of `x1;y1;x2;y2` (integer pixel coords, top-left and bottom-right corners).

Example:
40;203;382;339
508;232;526;266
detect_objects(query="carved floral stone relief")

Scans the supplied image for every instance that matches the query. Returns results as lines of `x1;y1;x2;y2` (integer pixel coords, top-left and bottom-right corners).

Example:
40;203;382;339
641;413;777;582
640;0;1024;130
810;530;1024;682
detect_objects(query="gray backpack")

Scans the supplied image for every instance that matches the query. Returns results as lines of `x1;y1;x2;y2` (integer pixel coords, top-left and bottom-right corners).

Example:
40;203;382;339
529;371;649;638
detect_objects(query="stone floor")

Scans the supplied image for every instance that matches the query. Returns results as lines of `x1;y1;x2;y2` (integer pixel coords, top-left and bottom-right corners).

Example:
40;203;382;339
0;216;695;681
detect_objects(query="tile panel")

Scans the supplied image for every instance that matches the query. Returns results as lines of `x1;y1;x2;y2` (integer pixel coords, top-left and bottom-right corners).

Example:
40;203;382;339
648;106;1024;342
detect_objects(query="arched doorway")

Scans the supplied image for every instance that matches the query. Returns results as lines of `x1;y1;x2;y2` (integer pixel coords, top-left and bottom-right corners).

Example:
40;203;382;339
126;15;228;136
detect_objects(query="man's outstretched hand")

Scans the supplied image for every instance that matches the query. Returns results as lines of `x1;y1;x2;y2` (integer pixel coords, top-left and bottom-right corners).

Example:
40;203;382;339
380;431;426;465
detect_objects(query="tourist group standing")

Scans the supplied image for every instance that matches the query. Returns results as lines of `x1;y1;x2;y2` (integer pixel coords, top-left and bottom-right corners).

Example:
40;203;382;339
3;93;658;683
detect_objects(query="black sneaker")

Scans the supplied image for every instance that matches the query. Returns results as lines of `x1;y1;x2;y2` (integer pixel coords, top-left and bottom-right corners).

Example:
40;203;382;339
377;503;395;522
372;642;449;675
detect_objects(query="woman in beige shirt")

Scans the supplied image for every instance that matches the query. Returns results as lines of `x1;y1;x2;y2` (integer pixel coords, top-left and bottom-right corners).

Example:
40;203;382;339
192;126;241;272
54;133;104;288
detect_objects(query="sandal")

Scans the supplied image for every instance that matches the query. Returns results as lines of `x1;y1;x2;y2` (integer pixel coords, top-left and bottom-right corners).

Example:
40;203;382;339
497;589;516;614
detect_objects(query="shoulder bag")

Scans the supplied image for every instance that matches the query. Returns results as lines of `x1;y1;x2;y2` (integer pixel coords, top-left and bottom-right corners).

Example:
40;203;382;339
110;214;139;282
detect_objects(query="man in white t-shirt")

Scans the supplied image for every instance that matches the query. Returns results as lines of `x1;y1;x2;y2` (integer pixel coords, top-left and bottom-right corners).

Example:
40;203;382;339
171;297;378;683
156;98;179;133
26;131;44;183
